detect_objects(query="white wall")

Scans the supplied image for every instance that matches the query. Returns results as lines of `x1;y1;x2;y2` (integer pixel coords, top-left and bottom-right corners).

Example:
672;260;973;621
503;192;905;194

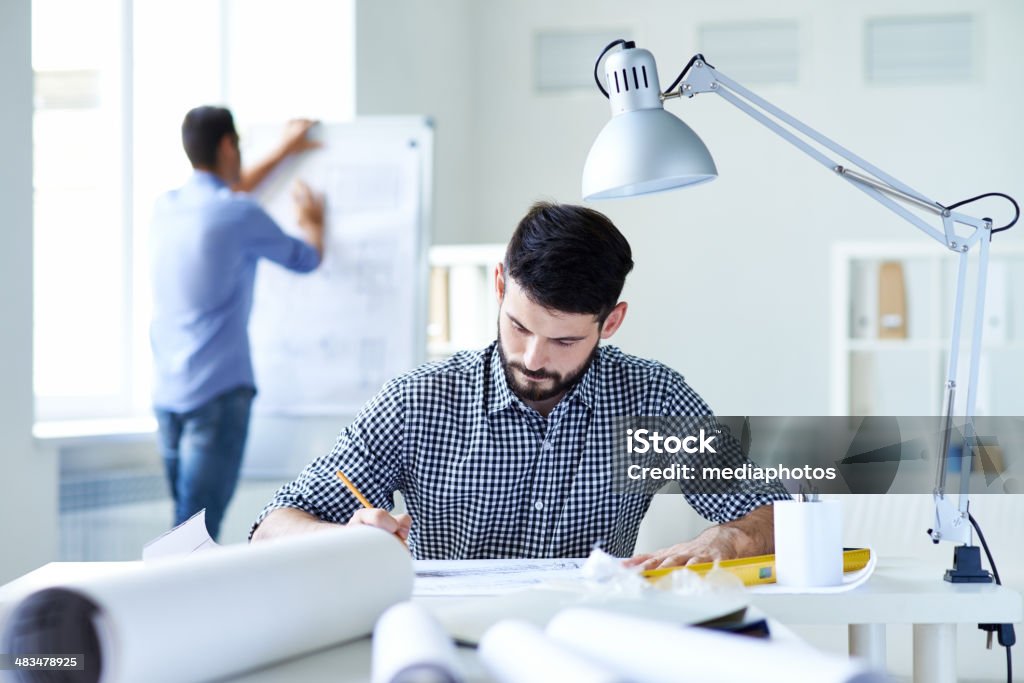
355;0;477;245
0;0;59;583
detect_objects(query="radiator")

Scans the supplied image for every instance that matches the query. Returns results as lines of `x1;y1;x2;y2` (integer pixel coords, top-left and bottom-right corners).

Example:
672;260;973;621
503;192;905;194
59;471;171;561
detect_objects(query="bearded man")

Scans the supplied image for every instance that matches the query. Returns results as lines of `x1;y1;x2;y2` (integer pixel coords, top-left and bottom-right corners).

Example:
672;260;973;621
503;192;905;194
250;202;788;569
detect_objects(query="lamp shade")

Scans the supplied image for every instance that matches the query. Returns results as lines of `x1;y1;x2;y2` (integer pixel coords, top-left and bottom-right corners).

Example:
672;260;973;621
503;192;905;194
583;108;718;200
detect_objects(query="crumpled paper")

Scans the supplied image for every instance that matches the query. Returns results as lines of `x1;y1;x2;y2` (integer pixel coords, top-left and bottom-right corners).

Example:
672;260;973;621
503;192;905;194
580;547;744;597
663;562;744;595
580;547;651;597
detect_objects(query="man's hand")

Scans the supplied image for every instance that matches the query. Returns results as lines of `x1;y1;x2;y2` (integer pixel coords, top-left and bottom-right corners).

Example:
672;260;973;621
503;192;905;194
251;507;341;542
292;180;325;257
347;508;412;543
623;504;775;571
234;119;321;193
251;506;412;548
278;118;322;157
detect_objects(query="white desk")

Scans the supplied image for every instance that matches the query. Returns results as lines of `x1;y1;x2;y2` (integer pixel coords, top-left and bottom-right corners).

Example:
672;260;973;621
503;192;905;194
2;559;1019;682
747;558;1023;683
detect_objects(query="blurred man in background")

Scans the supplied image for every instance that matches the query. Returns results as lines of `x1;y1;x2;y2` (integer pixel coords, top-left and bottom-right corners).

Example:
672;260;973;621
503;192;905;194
150;107;325;539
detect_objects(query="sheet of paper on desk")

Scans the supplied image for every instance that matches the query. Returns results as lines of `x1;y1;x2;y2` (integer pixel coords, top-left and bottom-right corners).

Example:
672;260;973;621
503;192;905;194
142;509;220;561
413;558;587;596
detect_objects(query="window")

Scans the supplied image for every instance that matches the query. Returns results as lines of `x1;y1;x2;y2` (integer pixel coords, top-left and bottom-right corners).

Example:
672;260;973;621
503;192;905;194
33;0;355;424
33;0;129;419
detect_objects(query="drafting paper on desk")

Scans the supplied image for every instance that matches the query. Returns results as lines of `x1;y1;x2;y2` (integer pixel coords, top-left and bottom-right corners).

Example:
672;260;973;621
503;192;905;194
750;547;878;595
1;527;413;683
414;558;586;596
142;509;220;561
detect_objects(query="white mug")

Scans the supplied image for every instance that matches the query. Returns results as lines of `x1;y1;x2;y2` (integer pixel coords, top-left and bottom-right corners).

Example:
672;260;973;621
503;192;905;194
774;499;844;588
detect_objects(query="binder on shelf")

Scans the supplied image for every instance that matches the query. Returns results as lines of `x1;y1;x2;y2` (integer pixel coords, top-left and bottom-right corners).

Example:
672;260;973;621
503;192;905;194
428;266;450;347
849;261;878;339
877;261;908;339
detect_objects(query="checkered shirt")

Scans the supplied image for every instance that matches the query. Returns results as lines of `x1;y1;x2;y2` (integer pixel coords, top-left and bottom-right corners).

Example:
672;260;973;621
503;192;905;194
251;342;790;558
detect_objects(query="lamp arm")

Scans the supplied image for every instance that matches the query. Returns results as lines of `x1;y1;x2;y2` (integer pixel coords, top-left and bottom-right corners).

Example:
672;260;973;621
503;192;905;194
674;56;995;547
674;59;991;251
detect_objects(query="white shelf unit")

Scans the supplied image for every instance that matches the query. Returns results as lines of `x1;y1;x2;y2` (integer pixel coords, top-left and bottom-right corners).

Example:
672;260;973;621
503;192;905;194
427;244;506;361
830;242;1024;416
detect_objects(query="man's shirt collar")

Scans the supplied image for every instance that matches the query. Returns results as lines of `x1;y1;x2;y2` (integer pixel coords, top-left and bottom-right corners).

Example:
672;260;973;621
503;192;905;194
566;351;598;410
486;343;517;415
191;169;228;190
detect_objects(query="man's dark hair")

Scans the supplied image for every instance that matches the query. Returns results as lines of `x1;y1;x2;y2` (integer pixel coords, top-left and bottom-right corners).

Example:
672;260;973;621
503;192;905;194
181;106;237;169
504;201;634;321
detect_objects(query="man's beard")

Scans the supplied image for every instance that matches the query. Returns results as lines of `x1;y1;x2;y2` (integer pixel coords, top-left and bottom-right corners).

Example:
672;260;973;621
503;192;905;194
497;327;599;403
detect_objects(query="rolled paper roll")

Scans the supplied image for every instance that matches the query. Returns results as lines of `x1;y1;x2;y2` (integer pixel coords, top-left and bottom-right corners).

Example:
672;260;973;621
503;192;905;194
547;607;886;683
2;527;412;683
479;619;626;683
372;601;464;683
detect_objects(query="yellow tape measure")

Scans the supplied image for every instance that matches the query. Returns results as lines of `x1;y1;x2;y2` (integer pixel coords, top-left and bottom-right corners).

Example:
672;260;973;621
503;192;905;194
642;547;871;587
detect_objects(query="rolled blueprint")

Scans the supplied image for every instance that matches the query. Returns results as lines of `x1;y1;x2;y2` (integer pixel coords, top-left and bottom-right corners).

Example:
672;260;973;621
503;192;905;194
2;526;413;683
372;601;464;683
547;608;887;683
479;619;627;683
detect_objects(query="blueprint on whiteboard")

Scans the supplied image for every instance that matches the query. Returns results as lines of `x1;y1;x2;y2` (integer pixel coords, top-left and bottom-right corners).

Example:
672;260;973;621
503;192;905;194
244;119;430;415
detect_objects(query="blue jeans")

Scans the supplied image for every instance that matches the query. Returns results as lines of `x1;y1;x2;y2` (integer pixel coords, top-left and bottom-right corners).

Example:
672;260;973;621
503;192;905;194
155;386;255;540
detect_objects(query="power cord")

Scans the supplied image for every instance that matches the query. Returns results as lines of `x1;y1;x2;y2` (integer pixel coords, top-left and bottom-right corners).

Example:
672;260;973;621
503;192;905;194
941;192;1020;235
970;512;1015;683
593;39;631;99
592;42;716;100
660;53;714;97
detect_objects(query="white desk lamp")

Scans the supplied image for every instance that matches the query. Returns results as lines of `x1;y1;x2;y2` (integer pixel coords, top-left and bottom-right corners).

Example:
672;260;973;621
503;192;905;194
583;40;1019;583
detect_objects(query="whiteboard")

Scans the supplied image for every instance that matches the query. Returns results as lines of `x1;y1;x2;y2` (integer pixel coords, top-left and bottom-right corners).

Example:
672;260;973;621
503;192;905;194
243;118;432;415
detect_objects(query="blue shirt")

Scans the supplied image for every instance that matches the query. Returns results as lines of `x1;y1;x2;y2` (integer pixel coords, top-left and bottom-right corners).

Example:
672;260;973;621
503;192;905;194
150;171;320;413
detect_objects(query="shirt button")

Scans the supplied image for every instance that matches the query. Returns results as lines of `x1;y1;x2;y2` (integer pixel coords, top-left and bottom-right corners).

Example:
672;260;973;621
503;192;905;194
534;500;544;511
542;442;553;452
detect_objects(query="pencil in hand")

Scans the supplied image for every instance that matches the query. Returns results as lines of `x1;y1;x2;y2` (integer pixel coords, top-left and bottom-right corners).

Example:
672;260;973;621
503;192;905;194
336;470;373;509
335;470;409;548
